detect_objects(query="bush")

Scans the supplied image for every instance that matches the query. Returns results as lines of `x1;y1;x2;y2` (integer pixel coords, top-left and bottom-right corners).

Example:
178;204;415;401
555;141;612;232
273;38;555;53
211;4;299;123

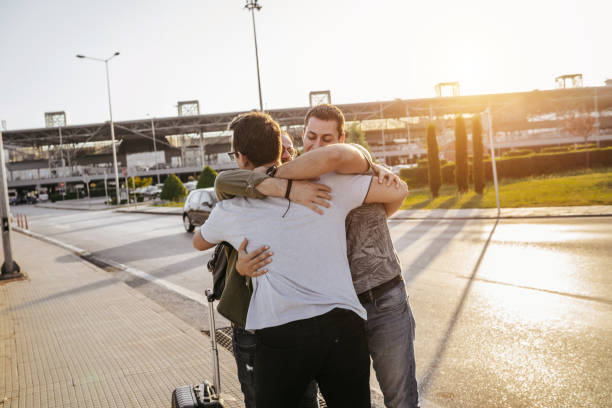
454;116;468;193
472;116;485;194
160;174;188;202
197;166;218;189
541;146;570;154
400;146;612;186
441;162;455;184
484;147;612;181
426;124;442;197
502;149;534;158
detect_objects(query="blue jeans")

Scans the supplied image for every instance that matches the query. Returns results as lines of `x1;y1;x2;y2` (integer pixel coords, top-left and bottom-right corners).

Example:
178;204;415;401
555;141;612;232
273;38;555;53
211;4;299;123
232;326;320;408
364;280;419;408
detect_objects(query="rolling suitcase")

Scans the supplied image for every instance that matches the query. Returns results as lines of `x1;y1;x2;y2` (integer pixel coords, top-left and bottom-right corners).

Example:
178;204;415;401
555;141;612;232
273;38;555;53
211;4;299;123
171;289;225;407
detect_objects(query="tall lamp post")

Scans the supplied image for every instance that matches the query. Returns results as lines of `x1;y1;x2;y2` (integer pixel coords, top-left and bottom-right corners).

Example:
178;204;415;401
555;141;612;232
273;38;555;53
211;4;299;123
0;132;22;280
147;114;161;185
76;51;121;205
244;0;264;111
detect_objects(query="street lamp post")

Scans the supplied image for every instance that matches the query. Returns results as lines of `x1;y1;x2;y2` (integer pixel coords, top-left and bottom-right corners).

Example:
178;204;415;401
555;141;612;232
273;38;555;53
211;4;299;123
244;0;264;111
0;131;22;280
76;52;121;205
150;117;161;185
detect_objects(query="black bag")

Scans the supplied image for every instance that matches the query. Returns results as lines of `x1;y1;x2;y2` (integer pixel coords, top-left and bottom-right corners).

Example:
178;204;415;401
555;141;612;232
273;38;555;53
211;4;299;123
207;242;231;300
171;290;225;407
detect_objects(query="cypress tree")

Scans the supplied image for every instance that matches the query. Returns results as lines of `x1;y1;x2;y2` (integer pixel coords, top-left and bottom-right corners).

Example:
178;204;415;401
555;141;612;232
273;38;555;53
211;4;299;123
426;124;442;198
160;174;188;202
455;115;469;193
196;166;218;189
472;116;485;194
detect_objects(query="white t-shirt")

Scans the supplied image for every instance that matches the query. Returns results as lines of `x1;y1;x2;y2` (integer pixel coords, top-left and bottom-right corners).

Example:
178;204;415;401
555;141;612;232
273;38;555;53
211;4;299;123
200;172;372;330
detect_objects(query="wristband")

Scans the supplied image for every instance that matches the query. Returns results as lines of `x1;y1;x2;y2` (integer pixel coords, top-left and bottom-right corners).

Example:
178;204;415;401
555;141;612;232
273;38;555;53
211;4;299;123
266;165;278;177
285;179;293;200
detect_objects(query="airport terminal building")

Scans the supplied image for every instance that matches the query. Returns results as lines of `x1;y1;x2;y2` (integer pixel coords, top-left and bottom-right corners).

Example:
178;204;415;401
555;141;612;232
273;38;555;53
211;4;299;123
3;81;612;198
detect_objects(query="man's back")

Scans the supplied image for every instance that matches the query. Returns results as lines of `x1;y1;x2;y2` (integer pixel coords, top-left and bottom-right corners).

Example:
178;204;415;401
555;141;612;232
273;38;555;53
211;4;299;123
201;172;371;329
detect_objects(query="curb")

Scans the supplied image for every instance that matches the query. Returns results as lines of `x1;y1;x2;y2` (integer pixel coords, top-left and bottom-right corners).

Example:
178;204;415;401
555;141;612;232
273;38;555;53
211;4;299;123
389;213;612;220
115;209;182;216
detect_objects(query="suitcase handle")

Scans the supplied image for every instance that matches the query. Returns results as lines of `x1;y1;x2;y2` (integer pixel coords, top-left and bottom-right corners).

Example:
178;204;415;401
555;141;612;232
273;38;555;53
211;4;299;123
205;289;221;395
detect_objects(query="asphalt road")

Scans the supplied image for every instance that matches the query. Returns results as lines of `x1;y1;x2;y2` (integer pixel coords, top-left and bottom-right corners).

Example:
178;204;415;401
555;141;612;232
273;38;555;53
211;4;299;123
14;206;612;407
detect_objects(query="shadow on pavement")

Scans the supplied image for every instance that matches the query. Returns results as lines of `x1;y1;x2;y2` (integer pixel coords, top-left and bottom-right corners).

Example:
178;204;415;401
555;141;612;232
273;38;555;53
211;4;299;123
459;193;484;209
418;218;501;395
391;200;457;249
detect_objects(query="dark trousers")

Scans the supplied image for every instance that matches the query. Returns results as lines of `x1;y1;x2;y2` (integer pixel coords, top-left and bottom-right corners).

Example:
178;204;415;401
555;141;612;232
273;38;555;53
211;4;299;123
255;308;371;408
232;327;319;408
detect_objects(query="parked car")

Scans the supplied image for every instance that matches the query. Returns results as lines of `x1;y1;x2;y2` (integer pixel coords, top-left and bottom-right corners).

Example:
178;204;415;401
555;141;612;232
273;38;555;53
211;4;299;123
142;185;162;198
182;188;218;232
8;190;17;205
184;181;197;192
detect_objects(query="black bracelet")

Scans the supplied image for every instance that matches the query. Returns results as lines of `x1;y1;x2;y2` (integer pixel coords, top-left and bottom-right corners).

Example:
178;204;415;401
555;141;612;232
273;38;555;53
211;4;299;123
266;165;278;177
285;179;293;200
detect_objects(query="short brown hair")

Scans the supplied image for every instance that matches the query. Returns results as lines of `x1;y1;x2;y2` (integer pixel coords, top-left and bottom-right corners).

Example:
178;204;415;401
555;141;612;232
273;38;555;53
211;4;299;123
304;104;345;136
229;111;282;167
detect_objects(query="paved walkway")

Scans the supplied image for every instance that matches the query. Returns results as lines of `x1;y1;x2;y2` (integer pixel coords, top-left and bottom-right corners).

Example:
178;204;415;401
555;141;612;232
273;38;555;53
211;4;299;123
392;205;612;219
0;233;243;408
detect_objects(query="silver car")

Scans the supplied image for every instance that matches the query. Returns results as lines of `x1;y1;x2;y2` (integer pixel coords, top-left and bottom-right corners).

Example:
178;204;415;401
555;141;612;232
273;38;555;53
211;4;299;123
182;187;218;232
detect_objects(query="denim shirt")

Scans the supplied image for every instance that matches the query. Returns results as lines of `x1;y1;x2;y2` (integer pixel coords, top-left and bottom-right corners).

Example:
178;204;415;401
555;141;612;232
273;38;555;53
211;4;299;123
345;203;402;294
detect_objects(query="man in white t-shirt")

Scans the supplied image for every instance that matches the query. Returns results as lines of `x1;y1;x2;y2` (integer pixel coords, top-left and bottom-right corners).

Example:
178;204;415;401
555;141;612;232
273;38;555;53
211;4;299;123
193;111;407;407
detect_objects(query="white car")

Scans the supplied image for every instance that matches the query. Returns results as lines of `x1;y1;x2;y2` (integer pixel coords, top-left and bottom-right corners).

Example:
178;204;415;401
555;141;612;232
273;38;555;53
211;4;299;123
184;181;197;192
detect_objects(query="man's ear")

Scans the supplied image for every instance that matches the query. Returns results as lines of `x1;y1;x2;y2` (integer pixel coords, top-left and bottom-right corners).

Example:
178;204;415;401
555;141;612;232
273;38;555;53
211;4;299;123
338;132;346;143
238;153;253;169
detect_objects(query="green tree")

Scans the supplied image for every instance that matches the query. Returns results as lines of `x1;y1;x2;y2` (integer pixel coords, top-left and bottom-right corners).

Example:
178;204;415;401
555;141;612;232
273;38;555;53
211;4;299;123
160;174;188;202
426;124;442;198
197;166;218;189
346;122;372;155
455;115;469;193
471;116;485;194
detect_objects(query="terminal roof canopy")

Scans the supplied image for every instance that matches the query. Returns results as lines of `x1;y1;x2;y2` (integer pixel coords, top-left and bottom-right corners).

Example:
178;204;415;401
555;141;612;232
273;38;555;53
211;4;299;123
3;87;612;148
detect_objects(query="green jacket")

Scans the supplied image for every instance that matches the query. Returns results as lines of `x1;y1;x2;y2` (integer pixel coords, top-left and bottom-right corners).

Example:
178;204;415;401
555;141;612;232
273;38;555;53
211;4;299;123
214;170;270;328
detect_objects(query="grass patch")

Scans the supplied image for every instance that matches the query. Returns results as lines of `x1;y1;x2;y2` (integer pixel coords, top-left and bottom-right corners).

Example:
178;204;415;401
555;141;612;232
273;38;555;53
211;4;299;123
401;167;612;209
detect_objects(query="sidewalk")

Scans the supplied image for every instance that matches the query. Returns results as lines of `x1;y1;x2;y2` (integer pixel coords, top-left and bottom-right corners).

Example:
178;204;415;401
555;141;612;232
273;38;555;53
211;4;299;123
392;205;612;219
0;233;243;407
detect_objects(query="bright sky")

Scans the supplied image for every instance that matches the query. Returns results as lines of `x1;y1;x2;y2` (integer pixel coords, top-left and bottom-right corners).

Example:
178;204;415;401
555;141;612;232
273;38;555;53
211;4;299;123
1;0;610;130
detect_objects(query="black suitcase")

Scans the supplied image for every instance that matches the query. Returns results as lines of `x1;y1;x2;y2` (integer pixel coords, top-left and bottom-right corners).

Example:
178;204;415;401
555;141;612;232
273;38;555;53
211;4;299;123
171;289;225;407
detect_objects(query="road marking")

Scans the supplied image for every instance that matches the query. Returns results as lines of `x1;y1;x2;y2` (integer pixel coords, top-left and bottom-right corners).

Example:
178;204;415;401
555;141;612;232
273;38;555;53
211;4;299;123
14;227;209;308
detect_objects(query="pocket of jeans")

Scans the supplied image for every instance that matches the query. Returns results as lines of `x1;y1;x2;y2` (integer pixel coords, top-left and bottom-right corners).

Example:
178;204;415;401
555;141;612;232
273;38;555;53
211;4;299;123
373;285;407;312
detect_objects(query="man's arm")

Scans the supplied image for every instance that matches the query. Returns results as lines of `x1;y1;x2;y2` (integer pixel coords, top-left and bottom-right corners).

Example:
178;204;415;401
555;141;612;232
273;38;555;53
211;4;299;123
214;170;269;200
193;228;216;251
364;177;409;217
275;144;369;180
215;169;332;214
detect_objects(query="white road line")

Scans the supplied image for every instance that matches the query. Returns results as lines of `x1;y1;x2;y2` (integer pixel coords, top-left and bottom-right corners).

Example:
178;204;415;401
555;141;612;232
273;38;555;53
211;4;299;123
14;227;209;308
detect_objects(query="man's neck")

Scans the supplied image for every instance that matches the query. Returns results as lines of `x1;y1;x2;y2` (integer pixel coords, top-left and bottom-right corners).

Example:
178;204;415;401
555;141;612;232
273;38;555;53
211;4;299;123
241;161;278;172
